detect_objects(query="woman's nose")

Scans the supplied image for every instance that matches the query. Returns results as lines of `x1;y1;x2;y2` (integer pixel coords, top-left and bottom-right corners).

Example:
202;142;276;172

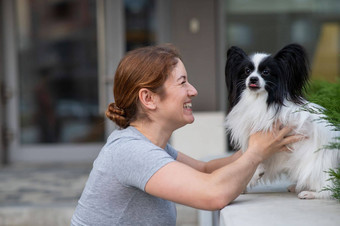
188;83;198;97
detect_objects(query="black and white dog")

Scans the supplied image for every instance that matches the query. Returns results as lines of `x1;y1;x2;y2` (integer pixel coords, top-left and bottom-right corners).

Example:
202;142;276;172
224;44;340;199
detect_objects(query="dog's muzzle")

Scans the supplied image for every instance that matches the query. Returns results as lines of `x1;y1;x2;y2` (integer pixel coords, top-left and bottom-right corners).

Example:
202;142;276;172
248;76;261;90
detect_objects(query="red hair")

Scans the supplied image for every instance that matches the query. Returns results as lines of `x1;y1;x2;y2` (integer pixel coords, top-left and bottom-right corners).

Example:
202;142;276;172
106;44;181;128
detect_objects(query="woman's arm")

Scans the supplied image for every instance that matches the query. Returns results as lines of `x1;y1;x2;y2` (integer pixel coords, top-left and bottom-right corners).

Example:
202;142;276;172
176;150;243;173
145;125;303;210
145;151;259;210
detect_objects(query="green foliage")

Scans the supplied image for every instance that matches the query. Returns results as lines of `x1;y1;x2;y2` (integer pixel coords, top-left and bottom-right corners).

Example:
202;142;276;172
304;80;340;201
323;168;340;201
304;80;340;130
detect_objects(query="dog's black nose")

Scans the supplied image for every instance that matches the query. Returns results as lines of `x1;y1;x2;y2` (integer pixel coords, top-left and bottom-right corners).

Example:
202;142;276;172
249;77;259;84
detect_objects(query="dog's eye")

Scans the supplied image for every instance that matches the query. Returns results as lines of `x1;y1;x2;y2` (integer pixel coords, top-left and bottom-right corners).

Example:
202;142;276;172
262;70;269;76
245;68;251;75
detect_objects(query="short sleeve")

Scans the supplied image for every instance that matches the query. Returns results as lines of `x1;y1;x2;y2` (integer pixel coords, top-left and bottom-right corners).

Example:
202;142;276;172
111;139;176;191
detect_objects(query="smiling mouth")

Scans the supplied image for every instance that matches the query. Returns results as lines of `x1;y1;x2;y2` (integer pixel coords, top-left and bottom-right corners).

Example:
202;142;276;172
183;103;192;109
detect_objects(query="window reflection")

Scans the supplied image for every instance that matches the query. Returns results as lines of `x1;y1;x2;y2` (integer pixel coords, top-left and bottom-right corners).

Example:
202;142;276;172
17;0;103;144
124;0;156;51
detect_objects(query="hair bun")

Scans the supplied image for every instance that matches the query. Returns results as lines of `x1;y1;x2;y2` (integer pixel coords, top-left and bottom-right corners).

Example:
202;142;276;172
111;103;125;116
105;103;129;128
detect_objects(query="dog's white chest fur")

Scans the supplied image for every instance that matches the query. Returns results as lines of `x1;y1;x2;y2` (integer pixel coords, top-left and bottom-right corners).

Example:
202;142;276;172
225;91;275;151
225;91;340;199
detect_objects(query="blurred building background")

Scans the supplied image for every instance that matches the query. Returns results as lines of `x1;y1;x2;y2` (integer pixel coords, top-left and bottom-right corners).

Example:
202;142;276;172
0;0;339;225
1;0;340;164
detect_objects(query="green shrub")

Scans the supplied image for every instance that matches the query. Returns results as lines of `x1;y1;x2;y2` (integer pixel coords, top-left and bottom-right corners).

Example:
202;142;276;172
304;80;340;201
323;168;340;201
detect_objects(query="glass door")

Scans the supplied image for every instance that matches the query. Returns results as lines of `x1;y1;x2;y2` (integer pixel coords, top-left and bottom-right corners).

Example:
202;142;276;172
8;0;105;162
3;0;167;163
17;0;103;144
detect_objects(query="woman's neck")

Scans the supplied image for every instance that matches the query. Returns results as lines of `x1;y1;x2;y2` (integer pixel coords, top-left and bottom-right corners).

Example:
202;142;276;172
130;120;172;149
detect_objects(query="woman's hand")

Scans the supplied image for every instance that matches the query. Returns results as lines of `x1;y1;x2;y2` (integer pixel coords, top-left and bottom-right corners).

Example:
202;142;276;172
247;124;305;162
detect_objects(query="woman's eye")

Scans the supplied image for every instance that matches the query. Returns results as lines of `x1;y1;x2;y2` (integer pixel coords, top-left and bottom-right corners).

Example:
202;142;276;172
245;68;251;75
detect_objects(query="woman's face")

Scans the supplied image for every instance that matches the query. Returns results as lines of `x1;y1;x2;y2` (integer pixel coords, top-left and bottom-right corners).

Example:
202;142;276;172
155;59;198;130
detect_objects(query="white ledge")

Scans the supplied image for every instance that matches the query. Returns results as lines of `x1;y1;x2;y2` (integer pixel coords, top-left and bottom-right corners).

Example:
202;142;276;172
220;183;340;226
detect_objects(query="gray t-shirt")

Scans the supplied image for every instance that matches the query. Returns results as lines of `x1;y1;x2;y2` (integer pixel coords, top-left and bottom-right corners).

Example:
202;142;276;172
71;126;178;226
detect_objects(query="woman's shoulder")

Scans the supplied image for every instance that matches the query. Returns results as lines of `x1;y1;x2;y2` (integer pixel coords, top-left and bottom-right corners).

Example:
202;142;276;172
104;126;157;153
107;126;149;144
102;126;177;159
94;127;152;166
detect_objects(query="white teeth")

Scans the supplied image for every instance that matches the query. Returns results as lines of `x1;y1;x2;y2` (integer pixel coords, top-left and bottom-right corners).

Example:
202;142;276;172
184;103;192;109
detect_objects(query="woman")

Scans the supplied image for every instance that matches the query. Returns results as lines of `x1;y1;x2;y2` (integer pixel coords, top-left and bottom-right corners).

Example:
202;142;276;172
71;44;302;226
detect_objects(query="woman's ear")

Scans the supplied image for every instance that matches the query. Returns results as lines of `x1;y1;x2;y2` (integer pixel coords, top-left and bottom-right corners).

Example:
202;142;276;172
138;88;157;110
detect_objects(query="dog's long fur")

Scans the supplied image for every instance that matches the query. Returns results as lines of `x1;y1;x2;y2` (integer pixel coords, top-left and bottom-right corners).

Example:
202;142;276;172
224;44;340;199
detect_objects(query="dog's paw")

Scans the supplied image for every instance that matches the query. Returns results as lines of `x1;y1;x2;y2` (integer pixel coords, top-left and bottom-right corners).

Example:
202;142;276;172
287;184;296;193
247;164;265;188
248;171;265;187
298;191;316;199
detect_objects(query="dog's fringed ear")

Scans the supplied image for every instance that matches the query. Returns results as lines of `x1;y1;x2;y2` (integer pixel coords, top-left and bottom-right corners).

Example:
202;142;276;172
225;46;248;111
274;44;310;104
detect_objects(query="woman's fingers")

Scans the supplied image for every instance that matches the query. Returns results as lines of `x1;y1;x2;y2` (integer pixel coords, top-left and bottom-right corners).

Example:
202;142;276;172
273;122;307;152
282;134;306;146
277;125;293;138
280;132;307;153
248;123;307;161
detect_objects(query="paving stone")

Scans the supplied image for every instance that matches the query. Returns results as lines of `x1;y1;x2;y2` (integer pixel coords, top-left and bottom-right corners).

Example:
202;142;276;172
0;165;199;226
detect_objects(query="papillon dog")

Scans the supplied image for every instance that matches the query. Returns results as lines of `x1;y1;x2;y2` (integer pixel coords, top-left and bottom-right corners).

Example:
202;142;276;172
224;44;340;199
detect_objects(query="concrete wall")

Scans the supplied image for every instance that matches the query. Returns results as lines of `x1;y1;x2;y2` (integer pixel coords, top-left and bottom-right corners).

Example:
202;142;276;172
171;111;228;160
171;0;219;111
